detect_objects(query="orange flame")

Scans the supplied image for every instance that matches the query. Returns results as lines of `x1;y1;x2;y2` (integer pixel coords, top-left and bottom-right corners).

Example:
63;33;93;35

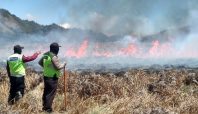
149;40;160;56
65;39;197;59
66;39;88;58
120;43;137;56
93;51;113;57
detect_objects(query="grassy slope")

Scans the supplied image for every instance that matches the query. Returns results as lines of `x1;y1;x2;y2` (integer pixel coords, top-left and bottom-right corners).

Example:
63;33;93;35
0;68;198;114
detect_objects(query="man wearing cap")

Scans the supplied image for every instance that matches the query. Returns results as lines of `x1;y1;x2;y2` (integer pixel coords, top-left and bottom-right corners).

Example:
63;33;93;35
6;45;41;105
38;42;66;112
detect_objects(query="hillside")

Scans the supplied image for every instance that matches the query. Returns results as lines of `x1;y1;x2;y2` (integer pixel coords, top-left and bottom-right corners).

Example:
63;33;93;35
0;9;113;43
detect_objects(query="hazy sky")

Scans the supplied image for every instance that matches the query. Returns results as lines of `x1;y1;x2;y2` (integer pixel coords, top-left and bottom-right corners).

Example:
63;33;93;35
0;0;198;35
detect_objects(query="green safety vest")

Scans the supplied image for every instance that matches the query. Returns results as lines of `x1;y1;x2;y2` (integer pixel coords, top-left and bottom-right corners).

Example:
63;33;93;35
7;54;26;77
43;52;61;78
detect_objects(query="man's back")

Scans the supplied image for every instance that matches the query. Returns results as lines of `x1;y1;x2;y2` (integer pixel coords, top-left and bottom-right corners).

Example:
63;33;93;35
7;53;25;77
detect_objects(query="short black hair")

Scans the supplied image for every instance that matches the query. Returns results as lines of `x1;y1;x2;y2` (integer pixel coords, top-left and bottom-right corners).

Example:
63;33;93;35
50;43;61;49
50;43;61;55
14;45;24;54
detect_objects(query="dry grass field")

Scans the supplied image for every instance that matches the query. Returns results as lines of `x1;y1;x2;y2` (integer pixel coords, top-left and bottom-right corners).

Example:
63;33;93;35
0;67;198;114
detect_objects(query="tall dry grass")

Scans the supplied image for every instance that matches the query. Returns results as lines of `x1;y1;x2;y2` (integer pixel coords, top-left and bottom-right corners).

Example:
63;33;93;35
0;68;198;114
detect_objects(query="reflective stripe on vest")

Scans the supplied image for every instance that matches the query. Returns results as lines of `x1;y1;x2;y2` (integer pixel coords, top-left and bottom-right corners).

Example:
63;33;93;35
43;52;60;78
7;54;25;77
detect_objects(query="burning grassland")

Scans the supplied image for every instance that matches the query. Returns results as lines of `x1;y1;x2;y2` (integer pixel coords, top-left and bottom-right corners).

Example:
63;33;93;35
64;36;198;59
0;67;198;114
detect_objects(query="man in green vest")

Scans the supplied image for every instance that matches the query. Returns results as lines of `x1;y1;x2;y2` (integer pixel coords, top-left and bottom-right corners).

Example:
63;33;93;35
38;42;66;113
7;45;41;105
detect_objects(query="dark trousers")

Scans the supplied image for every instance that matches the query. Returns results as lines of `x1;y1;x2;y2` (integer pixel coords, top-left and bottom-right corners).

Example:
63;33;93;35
42;77;58;111
8;76;25;105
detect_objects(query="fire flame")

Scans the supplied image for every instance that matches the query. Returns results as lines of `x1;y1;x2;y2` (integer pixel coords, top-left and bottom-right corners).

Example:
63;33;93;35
120;43;137;56
149;40;160;56
65;39;88;58
65;38;197;59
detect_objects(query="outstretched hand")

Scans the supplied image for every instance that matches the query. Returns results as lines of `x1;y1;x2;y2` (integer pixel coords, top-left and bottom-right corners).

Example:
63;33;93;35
36;51;42;55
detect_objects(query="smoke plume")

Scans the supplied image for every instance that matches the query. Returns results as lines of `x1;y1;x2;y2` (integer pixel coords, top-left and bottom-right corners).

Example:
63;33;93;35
0;0;198;69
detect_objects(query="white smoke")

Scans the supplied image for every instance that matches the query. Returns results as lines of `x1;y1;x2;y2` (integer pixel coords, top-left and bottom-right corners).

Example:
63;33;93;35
0;4;198;69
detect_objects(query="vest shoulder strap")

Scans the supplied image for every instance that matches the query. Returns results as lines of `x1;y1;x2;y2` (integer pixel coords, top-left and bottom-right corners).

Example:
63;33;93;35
8;54;23;61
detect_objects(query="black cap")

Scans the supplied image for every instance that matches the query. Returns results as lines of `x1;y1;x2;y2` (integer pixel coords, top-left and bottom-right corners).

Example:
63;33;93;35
50;42;61;49
14;45;24;50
